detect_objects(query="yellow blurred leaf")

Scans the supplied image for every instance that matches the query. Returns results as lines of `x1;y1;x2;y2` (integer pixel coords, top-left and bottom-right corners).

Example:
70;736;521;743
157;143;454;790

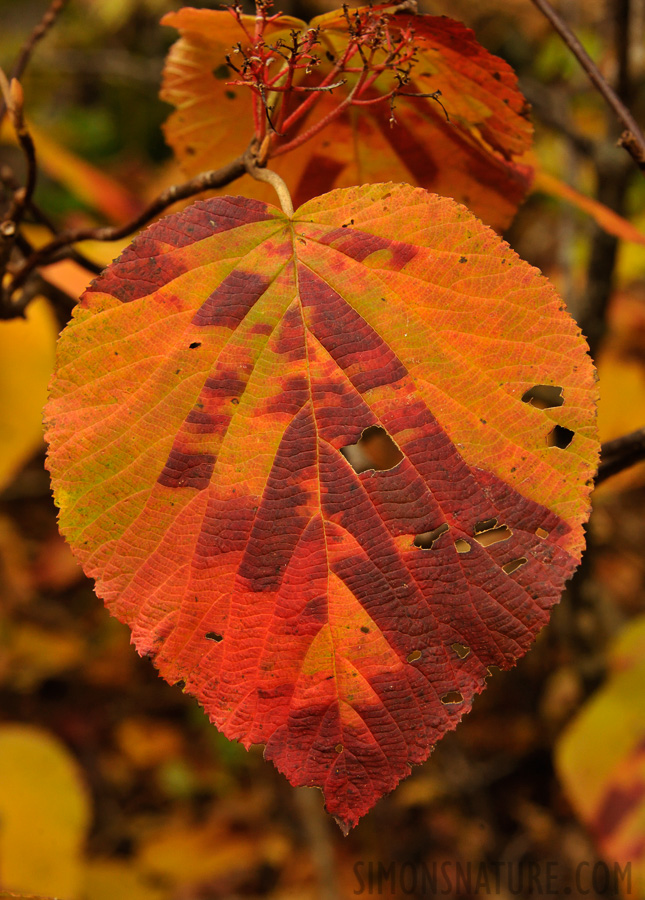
83;861;167;900
595;287;645;494
0;298;58;492
556;617;645;899
0;725;91;899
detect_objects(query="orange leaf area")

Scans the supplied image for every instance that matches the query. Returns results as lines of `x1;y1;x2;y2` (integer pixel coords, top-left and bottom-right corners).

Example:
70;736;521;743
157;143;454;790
532;168;645;247
161;6;533;230
45;184;598;830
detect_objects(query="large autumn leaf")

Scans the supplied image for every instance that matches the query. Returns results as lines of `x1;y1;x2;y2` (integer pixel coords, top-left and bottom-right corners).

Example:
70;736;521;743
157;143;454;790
45;184;597;831
161;6;533;230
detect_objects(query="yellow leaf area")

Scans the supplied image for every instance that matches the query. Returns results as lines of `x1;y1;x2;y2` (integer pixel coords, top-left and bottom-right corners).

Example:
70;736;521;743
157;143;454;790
0;298;58;493
595;287;645;495
0;722;288;900
161;6;533;230
556;617;645;900
0;726;90;898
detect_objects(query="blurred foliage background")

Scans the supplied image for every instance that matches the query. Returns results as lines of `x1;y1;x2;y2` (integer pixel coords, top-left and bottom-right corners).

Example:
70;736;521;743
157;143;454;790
1;1;645;898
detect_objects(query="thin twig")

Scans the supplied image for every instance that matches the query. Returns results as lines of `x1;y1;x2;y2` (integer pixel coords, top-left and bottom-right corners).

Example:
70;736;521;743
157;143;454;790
0;163;102;275
5;79;38;227
529;0;645;170
2;152;249;317
596;427;645;484
0;0;68;126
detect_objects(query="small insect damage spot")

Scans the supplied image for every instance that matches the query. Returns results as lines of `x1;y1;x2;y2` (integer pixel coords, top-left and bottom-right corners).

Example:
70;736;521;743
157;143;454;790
454;539;471;553
189;342;201;349
521;385;564;409
473;518;512;547
213;63;230;80
441;691;464;704
414;522;449;549
340;425;404;475
535;527;549;539
360;626;370;633
205;632;223;643
407;650;422;663
548;425;575;449
451;642;470;659
335;743;343;753
502;557;528;575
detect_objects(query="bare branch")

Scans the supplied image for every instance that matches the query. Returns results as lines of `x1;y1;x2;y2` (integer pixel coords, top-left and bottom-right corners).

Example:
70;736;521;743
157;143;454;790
529;0;645;171
596;427;645;484
1;153;249;317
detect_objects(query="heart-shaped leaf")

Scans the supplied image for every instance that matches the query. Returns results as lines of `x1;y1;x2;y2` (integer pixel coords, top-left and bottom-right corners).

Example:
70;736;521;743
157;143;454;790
45;184;597;831
160;6;533;229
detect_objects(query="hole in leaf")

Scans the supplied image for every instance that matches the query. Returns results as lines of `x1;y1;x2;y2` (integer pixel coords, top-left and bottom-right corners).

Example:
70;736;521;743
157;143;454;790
176;680;186;690
205;632;223;642
451;642;470;659
455;539;471;553
473;525;512;547
441;691;464;704
502;557;528;575
189;342;201;349
547;425;575;448
340;425;404;475
535;527;549;539
360;626;370;634
474;518;497;534
521;385;564;409
407;650;422;663
487;665;502;676
335;743;343;753
414;522;449;549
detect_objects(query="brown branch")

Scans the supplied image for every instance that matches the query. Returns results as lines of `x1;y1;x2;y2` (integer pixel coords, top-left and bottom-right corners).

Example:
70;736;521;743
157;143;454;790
4;80;38;227
0;72;40;299
0;164;101;275
596;427;645;485
529;0;645;171
0;0;68;126
1;151;251;318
